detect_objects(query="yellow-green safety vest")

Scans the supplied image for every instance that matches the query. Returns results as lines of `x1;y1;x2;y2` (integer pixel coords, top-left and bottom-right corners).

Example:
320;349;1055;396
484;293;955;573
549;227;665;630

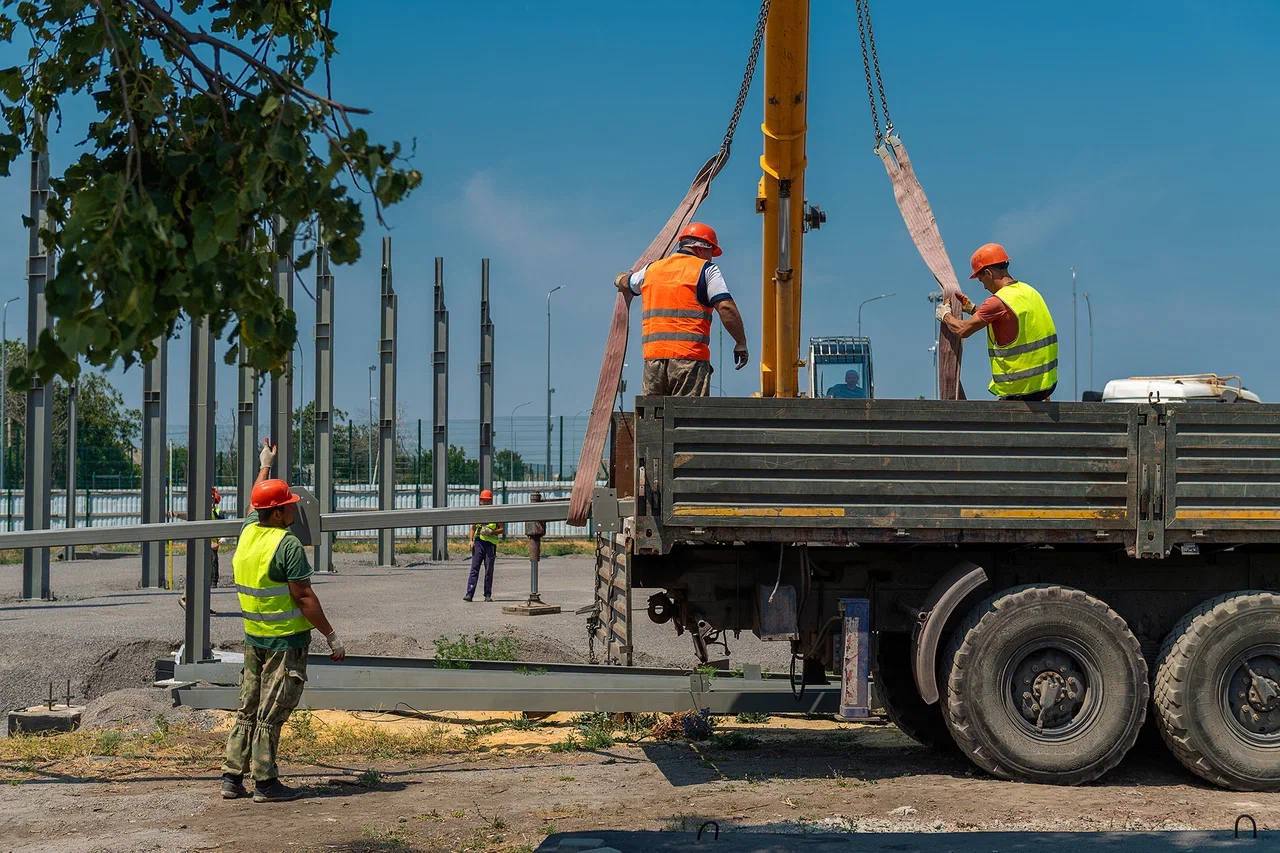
233;523;313;638
987;281;1059;398
472;522;502;545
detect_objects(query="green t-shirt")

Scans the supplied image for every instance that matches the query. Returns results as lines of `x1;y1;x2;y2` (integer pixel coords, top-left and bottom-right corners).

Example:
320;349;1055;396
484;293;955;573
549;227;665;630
240;510;314;651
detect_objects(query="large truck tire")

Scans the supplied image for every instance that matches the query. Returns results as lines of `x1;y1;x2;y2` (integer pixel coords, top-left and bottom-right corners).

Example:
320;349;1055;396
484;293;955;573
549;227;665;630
942;584;1148;785
873;631;952;749
1153;591;1280;792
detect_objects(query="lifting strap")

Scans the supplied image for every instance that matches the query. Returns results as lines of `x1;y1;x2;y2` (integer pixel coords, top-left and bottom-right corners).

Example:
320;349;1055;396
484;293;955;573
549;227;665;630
568;1;772;526
856;0;966;400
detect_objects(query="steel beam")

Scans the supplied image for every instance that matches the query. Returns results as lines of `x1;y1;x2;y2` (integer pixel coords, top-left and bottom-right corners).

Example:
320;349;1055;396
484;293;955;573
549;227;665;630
141;337;168;587
183;317;215;664
431;257;449;561
63;377;77;561
236;344;257;519
377;238;397;566
269;217;293;481
22;119;53;600
479;258;494;493
313;243;335;572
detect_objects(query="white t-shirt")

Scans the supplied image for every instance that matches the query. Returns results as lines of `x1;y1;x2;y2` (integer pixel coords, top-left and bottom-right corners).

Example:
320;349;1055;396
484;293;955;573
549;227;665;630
628;252;732;307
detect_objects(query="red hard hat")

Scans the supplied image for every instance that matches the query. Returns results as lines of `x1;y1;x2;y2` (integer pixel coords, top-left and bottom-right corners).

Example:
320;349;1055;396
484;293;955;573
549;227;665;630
678;222;722;257
210;486;221;504
251;478;301;511
479;489;494;501
969;242;1010;279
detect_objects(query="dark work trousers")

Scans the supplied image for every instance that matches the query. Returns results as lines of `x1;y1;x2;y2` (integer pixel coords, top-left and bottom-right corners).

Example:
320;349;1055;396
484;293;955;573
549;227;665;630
466;540;497;599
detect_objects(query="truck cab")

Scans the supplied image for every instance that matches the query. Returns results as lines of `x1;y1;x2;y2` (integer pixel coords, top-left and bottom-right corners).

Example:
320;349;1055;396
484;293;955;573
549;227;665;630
808;336;874;399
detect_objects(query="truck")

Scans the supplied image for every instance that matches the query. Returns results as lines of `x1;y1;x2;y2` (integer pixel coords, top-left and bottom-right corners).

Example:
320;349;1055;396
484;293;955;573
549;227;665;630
592;389;1280;791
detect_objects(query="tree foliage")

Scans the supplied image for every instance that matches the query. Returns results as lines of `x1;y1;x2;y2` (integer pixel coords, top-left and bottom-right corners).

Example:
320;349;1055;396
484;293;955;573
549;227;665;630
0;0;421;387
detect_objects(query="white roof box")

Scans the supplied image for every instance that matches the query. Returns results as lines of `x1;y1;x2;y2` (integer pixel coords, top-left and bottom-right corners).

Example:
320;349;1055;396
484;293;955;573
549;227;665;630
1101;374;1261;404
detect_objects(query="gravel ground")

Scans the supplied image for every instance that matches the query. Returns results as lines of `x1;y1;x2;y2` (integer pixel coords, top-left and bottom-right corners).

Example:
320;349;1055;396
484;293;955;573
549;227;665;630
0;548;790;712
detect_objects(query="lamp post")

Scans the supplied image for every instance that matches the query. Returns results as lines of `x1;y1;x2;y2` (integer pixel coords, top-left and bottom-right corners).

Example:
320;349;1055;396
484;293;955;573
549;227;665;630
1071;266;1078;401
1084;291;1094;392
857;292;895;339
366;364;375;487
508;400;533;480
545;285;562;481
0;296;19;490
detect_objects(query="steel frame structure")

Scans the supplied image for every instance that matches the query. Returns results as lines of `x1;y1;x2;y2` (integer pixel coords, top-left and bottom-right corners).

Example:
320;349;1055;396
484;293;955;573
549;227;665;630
22;118;53;601
432;257;449;561
377;237;397;566
313;243;335;573
141;336;168;588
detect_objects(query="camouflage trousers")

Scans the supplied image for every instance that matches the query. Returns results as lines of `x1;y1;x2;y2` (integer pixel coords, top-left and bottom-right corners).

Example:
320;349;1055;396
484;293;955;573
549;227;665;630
221;643;308;782
641;358;713;397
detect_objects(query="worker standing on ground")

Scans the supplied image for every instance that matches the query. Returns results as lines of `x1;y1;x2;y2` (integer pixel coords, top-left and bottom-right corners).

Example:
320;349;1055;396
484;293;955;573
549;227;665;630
615;222;749;396
220;439;345;804
464;489;503;602
936;243;1059;401
210;487;224;588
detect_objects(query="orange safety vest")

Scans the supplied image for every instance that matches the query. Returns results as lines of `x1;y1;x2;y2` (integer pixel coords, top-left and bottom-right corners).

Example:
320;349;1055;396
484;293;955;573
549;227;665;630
641;253;713;361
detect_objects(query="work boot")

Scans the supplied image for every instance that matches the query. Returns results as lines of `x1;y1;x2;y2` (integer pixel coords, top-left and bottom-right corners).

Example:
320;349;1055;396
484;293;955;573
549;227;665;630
253;779;302;803
463;595;473;602
484;596;493;602
220;774;249;800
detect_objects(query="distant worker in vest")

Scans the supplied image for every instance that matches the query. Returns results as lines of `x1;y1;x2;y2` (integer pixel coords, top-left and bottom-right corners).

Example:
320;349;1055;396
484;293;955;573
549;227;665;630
464;489;503;602
826;369;867;399
936;243;1059;401
210;487;225;588
614;222;749;396
220;439;345;804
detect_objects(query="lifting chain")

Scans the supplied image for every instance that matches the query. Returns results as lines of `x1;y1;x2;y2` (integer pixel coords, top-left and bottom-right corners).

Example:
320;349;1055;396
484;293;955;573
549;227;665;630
856;0;893;146
718;0;772;161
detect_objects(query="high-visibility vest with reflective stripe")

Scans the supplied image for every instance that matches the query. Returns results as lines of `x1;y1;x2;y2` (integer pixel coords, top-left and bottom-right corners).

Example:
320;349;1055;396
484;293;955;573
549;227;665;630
986;281;1059;398
641;253;713;361
233;523;313;638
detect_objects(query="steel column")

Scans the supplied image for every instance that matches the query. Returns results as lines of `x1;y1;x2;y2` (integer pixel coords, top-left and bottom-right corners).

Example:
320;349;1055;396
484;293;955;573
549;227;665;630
236;345;257;518
377;238;397;566
314;243;335;572
141;337;167;587
63;377;77;561
22;119;53;600
183;318;215;664
269;217;293;481
478;259;494;493
432;257;449;561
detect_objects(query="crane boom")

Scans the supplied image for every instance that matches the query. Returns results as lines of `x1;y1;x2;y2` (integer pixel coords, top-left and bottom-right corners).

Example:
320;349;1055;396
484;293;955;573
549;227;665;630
758;0;810;398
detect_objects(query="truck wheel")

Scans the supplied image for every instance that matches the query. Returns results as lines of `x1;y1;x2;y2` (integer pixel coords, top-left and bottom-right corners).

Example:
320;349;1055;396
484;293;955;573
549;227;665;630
942;585;1148;785
873;632;952;749
1154;591;1280;791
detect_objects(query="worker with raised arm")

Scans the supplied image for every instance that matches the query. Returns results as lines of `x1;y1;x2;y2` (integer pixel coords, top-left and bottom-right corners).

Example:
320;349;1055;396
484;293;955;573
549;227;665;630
614;222;749;396
936;243;1059;401
220;439;345;804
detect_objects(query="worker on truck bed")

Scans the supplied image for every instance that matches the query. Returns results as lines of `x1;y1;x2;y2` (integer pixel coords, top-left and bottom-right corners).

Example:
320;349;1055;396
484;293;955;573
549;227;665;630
220;439;345;804
936;242;1059;401
614;222;749;396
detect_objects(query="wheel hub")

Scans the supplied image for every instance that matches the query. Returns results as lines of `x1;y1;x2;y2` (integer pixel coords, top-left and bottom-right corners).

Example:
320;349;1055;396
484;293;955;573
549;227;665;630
1014;650;1087;730
1226;651;1280;739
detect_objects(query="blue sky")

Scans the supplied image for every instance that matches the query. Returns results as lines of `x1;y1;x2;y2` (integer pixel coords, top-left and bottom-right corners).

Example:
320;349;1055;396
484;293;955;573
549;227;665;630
0;0;1277;434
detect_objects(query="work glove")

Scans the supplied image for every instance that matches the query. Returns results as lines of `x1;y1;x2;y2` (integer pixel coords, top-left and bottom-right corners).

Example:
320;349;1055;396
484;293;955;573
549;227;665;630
733;345;749;370
325;630;346;662
934;300;952;322
259;439;277;471
614;272;632;294
959;295;976;315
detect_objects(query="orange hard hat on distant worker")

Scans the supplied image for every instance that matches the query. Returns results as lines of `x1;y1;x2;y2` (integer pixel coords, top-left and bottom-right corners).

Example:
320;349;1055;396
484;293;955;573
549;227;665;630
479;489;494;501
251;478;301;511
678;222;723;257
969;242;1010;279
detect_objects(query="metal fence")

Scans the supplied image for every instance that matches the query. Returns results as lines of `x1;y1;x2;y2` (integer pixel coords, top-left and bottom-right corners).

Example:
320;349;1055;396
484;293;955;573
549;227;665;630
0;480;589;540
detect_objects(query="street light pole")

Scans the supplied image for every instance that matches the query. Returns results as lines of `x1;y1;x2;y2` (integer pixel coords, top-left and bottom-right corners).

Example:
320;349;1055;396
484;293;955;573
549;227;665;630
366;364;375;487
545;285;562;481
0;296;19;491
857;292;896;339
508;400;533;480
1071;267;1078;401
1084;291;1095;392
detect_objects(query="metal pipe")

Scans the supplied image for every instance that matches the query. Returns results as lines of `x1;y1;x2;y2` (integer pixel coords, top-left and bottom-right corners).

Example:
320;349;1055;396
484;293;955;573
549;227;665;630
377;237;397;566
23;116;53;600
1084;291;1094;393
546;285;562;479
856;292;895;339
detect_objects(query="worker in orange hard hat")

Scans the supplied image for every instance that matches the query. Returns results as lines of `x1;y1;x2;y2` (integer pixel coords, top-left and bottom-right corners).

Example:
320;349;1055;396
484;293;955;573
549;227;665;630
464;487;503;602
220;439;345;804
936;243;1059;401
614;222;749;397
209;486;225;590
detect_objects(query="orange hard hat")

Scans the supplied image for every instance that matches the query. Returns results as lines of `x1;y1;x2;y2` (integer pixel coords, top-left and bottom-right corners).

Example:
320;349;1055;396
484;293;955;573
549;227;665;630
210;486;221;504
479;489;494;501
251;478;301;511
678;222;722;257
969;242;1010;279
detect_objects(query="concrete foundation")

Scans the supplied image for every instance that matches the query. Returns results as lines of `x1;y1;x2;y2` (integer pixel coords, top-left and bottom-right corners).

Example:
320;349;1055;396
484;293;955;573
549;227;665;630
8;704;84;736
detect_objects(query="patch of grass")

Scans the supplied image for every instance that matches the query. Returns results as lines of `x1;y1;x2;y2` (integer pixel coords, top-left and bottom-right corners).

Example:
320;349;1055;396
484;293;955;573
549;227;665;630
282;717;463;760
710;731;761;750
557;775;576;782
694;664;719;682
360;824;409;849
356;768;382;787
450;808;467;819
462;721;508;742
506;716;542;731
548;734;580;753
152;714;171;735
568;712;616;750
93;731;124;755
734;711;770;724
417;810;445;823
288;709;316;740
434;633;519;669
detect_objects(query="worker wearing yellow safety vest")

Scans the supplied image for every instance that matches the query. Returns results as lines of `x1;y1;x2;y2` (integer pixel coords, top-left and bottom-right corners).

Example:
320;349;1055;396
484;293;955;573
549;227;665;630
464;488;503;602
614;222;749;396
937;243;1059;401
220;439;345;804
